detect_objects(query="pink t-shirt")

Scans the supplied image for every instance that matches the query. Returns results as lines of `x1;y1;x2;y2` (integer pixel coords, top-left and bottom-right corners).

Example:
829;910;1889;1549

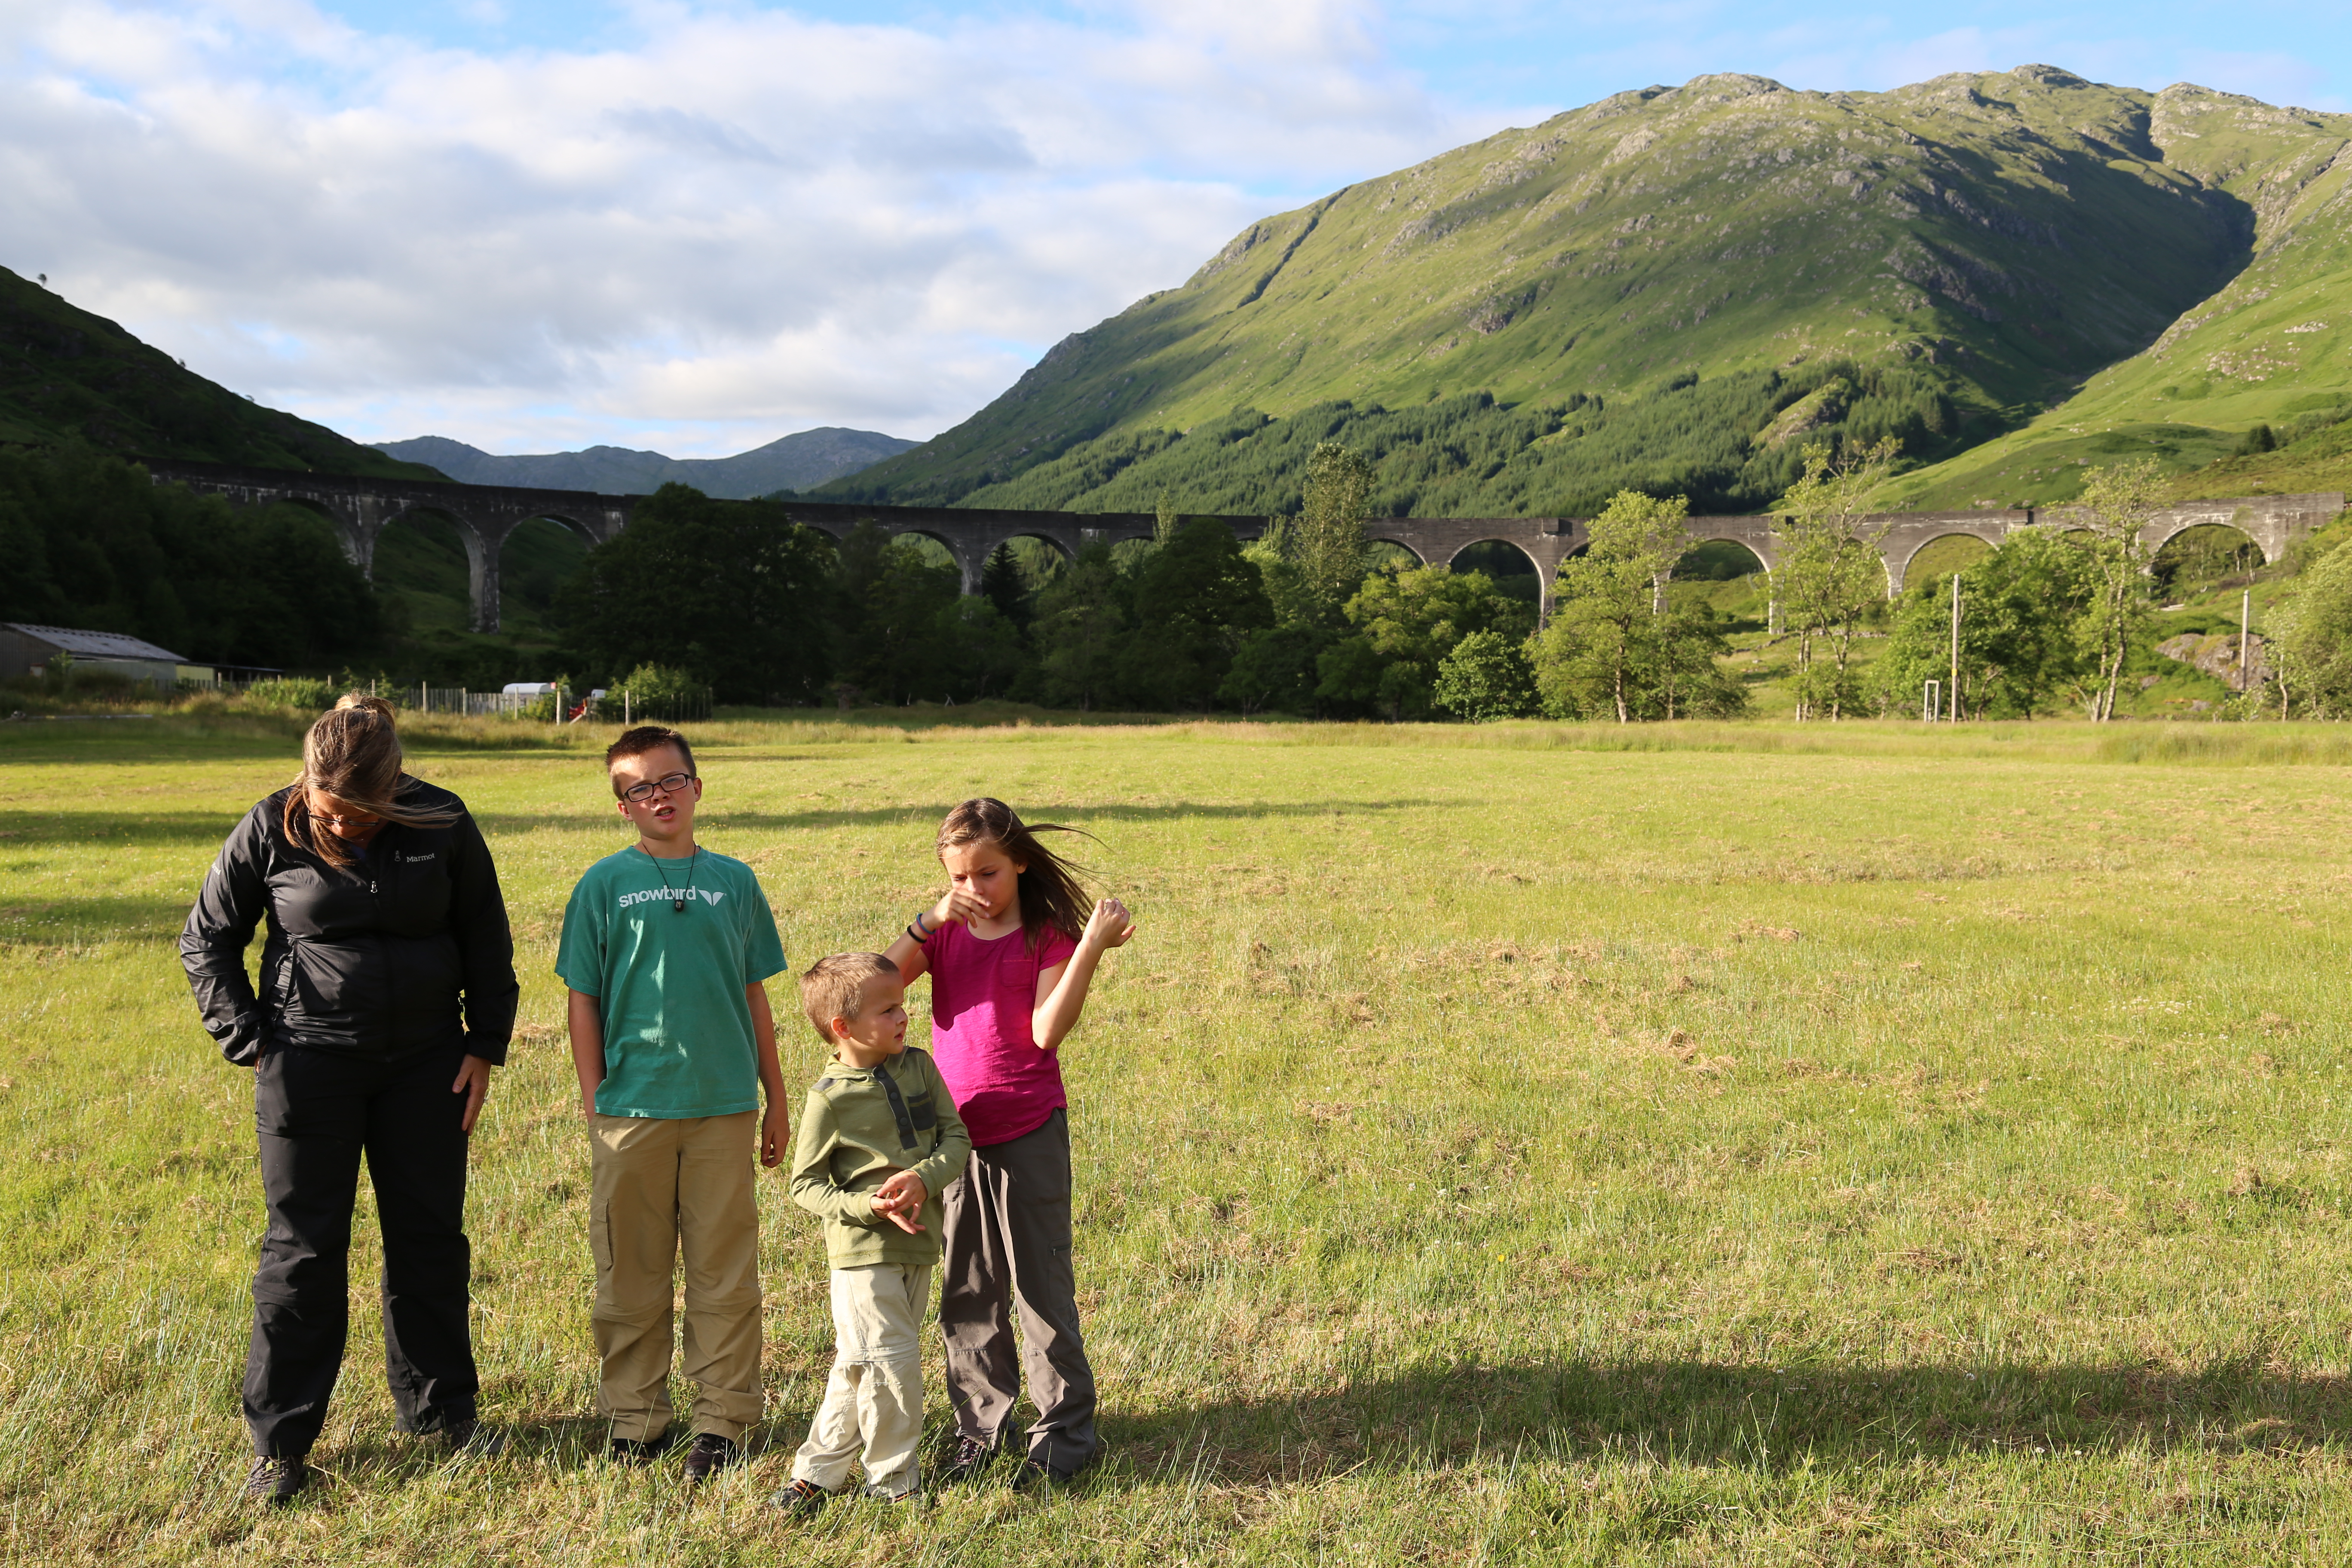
925;920;1078;1147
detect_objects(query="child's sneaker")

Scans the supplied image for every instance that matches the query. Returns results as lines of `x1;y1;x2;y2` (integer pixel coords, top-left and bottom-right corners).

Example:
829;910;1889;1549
769;1478;836;1517
940;1435;997;1486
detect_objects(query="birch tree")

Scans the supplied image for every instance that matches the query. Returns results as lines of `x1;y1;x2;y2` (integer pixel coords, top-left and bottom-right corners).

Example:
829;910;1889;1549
1294;442;1374;625
1531;490;1687;722
2069;458;2165;722
1771;438;1901;720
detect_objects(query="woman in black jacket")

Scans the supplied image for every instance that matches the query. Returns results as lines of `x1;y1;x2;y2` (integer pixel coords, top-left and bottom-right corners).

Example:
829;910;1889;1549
180;694;518;1505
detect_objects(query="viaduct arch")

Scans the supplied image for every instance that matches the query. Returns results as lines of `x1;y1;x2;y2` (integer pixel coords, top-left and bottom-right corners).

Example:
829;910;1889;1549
142;457;2340;633
141;459;634;633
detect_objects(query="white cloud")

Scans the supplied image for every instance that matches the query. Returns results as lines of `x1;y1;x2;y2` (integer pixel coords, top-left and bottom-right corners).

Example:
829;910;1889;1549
0;0;1520;454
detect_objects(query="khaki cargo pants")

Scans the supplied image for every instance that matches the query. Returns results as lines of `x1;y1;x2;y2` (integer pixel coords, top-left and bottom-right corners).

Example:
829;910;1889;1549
588;1111;763;1442
792;1262;934;1498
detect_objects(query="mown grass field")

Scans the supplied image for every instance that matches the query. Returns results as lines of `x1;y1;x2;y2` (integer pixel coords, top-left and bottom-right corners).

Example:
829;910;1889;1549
4;714;2352;1564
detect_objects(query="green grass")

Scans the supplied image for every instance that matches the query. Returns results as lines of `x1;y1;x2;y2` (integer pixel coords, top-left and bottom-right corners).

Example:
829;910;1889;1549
8;716;2352;1563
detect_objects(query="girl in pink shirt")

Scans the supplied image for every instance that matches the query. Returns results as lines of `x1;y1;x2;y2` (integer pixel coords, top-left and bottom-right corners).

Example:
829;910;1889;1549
884;798;1133;1488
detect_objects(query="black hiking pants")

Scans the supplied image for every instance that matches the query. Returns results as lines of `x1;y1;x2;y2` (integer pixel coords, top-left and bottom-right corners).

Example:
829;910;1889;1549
938;1108;1099;1476
246;1042;478;1458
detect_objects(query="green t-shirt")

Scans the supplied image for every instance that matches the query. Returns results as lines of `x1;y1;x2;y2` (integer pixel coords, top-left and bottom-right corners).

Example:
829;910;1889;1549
554;846;788;1118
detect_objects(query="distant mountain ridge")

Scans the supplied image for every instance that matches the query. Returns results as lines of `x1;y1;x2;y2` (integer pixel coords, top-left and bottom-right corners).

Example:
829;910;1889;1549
375;427;918;499
818;66;2352;521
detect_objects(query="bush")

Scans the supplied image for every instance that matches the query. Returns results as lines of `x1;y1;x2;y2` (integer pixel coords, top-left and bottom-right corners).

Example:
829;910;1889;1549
1433;631;1538;721
610;662;710;723
240;676;340;710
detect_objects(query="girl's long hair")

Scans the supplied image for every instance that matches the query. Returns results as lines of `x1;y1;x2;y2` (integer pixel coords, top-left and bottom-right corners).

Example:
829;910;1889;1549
937;798;1095;953
282;694;459;867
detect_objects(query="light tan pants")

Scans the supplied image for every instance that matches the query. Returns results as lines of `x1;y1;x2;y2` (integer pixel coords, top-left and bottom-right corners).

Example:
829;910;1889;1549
792;1262;933;1497
588;1111;763;1442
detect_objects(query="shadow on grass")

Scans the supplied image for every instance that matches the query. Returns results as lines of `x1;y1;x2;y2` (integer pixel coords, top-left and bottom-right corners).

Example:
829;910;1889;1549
0;894;196;943
1105;1356;2352;1481
471;796;1459;840
0;812;263;851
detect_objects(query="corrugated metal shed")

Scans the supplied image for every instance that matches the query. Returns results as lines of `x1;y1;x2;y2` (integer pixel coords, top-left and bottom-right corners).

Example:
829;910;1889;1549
2;623;203;685
3;623;190;663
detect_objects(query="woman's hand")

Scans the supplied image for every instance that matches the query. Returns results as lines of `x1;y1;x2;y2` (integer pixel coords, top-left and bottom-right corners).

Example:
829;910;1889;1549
1081;897;1137;952
452;1054;494;1134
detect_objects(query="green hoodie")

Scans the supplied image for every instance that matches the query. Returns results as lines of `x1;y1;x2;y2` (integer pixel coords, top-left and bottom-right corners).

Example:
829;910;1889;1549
788;1046;972;1268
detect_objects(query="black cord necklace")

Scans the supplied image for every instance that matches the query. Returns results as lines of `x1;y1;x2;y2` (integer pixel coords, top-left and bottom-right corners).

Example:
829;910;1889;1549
640;845;701;913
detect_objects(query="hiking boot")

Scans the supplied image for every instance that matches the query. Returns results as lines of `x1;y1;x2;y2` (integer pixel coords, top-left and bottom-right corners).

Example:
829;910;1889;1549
431;1418;508;1457
769;1477;836;1518
940;1435;997;1486
609;1435;670;1467
682;1432;738;1484
1012;1457;1080;1495
244;1456;308;1507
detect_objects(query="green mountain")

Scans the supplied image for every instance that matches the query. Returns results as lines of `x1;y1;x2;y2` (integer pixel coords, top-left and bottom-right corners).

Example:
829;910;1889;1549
823;67;2342;520
0;266;438;479
1878;86;2352;510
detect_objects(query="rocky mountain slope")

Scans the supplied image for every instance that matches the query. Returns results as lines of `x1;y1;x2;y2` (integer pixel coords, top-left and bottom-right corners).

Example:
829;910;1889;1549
821;67;2344;520
0;267;438;479
374;426;916;498
1876;87;2352;510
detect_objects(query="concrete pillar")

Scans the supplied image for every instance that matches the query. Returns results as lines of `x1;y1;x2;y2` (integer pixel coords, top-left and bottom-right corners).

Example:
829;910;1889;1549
462;517;505;633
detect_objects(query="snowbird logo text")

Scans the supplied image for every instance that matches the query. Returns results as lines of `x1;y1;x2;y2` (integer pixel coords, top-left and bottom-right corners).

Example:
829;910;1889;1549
617;888;728;909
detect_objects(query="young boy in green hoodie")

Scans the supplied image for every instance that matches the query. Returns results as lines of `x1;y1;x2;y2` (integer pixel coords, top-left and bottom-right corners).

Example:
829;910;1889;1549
772;953;972;1513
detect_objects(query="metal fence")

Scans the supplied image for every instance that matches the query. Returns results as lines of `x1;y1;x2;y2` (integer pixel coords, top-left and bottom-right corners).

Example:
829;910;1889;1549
181;677;712;723
596;687;714;724
409;687;542;717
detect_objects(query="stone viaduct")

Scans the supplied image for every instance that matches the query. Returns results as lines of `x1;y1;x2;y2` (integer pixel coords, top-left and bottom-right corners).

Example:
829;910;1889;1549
141;457;2342;634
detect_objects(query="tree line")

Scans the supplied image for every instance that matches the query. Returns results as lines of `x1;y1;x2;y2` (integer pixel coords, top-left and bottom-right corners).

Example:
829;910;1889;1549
0;443;382;671
12;438;2345;724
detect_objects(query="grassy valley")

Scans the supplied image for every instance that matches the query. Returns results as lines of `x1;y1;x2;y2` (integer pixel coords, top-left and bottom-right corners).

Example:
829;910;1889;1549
16;719;2352;1561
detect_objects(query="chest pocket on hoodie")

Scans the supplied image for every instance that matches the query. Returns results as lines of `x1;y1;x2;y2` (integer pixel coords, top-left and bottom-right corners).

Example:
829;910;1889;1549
905;1087;939;1133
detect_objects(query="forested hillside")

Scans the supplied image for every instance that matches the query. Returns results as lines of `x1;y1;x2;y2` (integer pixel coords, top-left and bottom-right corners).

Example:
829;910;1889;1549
822;67;2349;519
0;268;439;478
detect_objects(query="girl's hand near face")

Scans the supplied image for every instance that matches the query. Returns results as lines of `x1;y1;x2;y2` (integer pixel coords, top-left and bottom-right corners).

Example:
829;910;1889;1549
933;886;992;930
1081;897;1136;952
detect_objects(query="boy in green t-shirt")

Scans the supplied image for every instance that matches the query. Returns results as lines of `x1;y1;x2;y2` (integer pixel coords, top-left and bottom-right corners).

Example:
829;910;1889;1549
555;726;790;1484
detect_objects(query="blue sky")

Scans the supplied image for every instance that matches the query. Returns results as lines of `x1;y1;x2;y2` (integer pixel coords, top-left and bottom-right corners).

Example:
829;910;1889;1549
4;0;2343;456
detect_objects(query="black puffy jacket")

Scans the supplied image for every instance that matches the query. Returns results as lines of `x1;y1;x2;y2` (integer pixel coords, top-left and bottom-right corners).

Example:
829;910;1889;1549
179;781;518;1066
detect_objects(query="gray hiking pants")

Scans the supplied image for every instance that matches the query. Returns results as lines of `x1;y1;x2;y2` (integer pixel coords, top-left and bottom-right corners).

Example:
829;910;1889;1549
939;1108;1099;1475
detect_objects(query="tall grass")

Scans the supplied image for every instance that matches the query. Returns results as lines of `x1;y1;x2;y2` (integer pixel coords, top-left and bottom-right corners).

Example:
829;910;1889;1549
5;723;2352;1562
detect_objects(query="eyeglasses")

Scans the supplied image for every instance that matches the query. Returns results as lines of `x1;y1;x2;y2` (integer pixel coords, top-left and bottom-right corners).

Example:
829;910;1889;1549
306;795;381;827
619;771;696;804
